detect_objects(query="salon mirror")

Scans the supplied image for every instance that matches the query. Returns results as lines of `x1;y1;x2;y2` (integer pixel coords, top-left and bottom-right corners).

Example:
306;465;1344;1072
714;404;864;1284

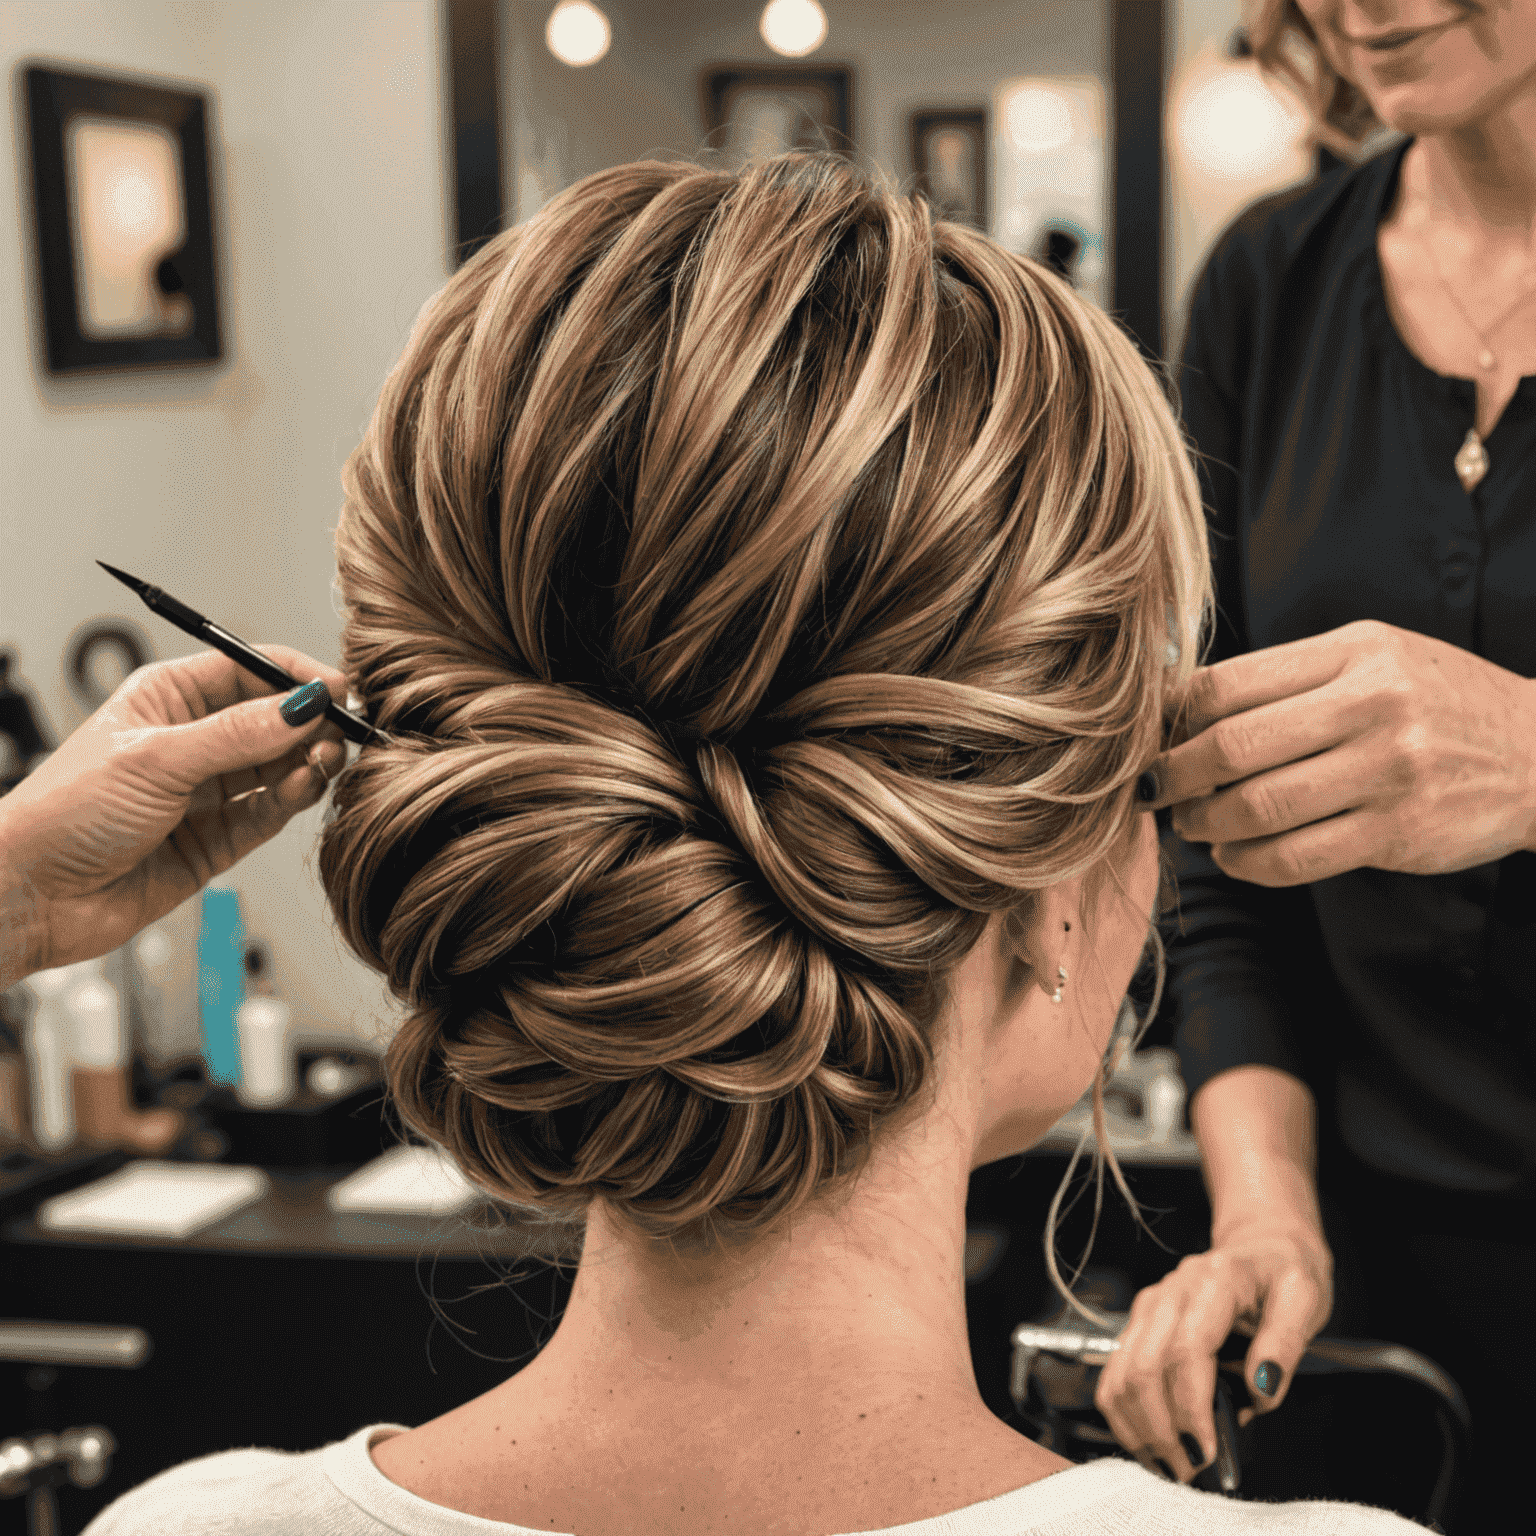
480;0;1116;307
470;2;1320;364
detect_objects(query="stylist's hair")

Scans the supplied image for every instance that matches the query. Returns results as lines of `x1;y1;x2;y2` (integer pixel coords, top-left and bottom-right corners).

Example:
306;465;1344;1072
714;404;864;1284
319;151;1210;1265
1245;0;1477;157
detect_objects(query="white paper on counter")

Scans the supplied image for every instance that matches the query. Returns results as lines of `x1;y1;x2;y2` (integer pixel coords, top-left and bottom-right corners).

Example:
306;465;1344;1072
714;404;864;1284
325;1142;481;1217
36;1161;271;1239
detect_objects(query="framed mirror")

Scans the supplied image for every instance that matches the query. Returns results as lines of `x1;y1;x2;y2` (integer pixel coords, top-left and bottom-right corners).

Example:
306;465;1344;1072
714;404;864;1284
23;62;223;373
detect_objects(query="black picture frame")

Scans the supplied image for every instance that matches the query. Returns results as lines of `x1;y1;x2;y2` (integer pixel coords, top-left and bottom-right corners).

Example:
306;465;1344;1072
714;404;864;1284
701;64;854;159
23;62;223;373
910;107;988;231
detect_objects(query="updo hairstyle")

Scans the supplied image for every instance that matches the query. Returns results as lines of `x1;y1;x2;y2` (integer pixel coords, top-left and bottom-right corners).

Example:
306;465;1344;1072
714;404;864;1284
318;151;1211;1259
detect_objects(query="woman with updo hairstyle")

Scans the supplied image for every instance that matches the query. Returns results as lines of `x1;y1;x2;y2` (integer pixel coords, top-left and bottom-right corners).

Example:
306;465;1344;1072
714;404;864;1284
289;151;1421;1535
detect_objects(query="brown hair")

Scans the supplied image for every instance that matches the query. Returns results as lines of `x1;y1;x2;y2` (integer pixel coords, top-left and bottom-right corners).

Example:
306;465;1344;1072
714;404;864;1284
319;151;1211;1268
1244;0;1477;158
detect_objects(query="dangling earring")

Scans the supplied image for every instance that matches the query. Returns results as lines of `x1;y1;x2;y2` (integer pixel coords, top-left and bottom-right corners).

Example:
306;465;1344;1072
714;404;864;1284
1051;919;1071;1004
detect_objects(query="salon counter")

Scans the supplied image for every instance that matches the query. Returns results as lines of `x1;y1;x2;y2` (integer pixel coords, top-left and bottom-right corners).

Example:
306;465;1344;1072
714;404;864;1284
0;1161;585;1536
2;1160;583;1261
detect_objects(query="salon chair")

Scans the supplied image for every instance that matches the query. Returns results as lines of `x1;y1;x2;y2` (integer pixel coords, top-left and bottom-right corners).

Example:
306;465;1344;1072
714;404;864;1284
990;1026;1471;1531
1009;1300;1471;1532
0;1322;146;1536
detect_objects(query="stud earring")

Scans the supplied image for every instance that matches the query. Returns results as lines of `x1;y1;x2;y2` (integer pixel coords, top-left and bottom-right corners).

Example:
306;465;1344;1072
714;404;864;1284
1051;919;1071;1004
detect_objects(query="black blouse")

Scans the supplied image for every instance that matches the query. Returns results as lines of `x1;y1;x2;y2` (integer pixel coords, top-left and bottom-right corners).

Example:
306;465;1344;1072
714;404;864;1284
1166;135;1536;1198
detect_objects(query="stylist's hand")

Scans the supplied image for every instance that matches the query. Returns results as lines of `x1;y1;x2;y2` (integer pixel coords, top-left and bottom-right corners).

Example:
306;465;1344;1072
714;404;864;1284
0;647;346;984
1094;1220;1334;1483
1143;619;1536;886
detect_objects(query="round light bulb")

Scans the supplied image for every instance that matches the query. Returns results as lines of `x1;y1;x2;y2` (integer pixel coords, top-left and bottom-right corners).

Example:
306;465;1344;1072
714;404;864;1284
1175;66;1306;181
546;1;611;67
760;0;828;59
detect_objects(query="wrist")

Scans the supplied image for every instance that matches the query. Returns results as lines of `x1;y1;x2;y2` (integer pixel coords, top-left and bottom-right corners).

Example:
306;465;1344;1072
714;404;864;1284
0;804;48;989
1526;678;1536;854
1211;1194;1328;1257
1207;1142;1330;1265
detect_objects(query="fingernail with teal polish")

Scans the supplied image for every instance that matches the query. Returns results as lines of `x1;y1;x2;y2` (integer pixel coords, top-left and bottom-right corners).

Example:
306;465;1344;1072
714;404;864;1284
1180;1433;1207;1469
281;680;331;727
1153;1458;1176;1482
1253;1360;1282;1397
1136;769;1159;804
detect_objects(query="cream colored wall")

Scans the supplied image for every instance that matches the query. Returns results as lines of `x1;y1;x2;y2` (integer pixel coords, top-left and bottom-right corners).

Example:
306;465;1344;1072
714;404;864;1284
1;0;451;1054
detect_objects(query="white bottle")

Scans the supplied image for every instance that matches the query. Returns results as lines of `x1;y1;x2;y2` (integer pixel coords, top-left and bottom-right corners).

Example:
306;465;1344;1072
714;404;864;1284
1144;1062;1188;1144
130;911;201;1066
68;964;126;1069
236;942;294;1107
20;966;77;1152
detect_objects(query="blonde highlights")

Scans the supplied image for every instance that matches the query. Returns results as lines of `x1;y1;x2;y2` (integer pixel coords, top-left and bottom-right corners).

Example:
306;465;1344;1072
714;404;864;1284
319;152;1211;1261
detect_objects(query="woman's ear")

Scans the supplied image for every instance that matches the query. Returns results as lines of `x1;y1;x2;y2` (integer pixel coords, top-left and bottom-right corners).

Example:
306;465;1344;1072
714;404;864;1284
1002;879;1086;1003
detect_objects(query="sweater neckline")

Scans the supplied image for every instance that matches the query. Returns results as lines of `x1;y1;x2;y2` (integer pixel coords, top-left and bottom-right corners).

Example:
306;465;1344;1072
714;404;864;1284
1359;135;1536;406
324;1424;1163;1535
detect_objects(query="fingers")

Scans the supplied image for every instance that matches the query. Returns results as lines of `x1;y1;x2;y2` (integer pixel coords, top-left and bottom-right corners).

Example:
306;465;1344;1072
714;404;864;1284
1207;808;1379;888
172;738;344;885
1168;738;1376;844
1173;631;1358;739
152;679;340;798
1238;1259;1331;1416
1144;682;1358;812
129;643;349;717
1095;1263;1237;1483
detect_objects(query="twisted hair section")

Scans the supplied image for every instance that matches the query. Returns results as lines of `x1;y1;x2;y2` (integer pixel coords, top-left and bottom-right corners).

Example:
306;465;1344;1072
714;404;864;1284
320;151;1211;1257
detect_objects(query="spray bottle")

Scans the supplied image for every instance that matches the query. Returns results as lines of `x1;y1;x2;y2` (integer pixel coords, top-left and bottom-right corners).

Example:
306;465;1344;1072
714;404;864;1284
68;956;183;1153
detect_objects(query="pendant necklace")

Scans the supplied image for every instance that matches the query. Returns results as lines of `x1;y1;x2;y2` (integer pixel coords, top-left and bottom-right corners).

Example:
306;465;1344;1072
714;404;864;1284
1420;227;1536;493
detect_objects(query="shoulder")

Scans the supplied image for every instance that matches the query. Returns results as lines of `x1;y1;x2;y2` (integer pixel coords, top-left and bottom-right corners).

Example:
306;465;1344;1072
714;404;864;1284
78;1436;369;1536
1045;1460;1432;1535
1186;137;1408;348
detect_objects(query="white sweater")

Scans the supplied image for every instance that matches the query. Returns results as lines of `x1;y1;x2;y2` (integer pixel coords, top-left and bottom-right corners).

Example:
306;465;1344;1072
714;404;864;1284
81;1423;1431;1535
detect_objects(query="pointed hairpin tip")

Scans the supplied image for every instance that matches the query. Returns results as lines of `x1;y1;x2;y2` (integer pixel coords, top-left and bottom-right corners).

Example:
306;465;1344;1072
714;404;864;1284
96;560;146;592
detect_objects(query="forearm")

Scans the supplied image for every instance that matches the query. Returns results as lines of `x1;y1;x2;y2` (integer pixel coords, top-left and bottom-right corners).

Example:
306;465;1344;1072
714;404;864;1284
1189;1064;1327;1249
1524;675;1536;854
0;810;45;990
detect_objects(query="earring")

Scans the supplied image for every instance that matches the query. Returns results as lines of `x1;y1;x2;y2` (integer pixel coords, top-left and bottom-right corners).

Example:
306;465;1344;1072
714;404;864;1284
1051;919;1071;1004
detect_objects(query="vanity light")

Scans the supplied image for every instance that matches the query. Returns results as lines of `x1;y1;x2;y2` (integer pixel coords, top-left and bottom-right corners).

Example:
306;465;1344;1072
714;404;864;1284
546;1;611;67
759;0;828;59
1170;56;1307;181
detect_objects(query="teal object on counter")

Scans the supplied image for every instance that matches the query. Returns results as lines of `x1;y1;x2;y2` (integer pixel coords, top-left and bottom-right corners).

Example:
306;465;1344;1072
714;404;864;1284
198;882;246;1086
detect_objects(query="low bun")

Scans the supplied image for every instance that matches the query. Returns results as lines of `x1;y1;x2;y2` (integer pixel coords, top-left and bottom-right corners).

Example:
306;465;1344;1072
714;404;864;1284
319;151;1211;1254
323;683;956;1249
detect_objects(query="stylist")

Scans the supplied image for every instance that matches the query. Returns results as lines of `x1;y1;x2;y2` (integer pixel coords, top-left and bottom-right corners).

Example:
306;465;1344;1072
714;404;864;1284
0;647;346;992
1093;3;1536;1531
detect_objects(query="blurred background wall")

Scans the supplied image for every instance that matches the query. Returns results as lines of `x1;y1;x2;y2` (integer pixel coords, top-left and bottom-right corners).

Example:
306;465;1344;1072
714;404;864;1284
2;0;449;1052
2;0;1327;1057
